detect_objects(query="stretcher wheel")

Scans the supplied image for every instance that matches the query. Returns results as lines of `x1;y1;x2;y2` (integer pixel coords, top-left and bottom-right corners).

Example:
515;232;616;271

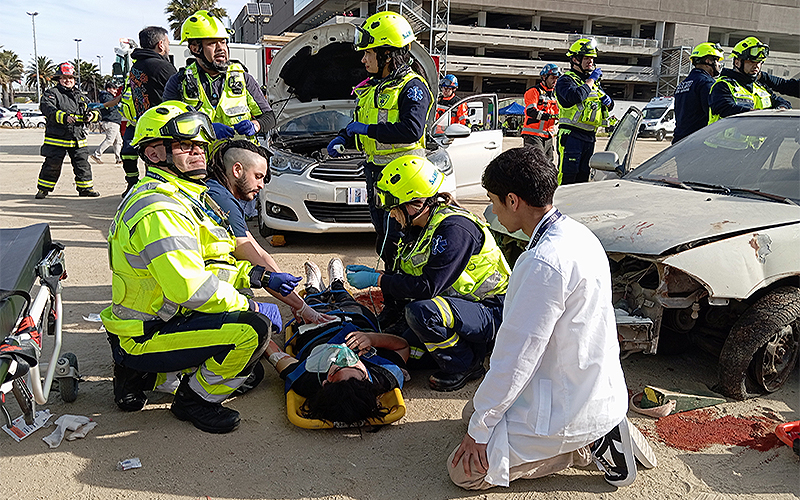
57;352;79;402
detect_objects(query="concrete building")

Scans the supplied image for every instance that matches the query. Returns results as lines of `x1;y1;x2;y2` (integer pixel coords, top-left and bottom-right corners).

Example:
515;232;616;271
232;1;799;101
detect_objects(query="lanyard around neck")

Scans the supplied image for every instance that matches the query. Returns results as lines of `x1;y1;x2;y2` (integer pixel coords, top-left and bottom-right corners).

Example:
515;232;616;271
529;209;563;249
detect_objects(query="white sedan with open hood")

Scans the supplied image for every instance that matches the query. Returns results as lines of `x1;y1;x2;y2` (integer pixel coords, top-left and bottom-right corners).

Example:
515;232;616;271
258;21;502;235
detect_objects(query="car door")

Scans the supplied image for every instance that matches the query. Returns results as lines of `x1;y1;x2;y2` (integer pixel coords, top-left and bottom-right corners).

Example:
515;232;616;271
592;106;643;181
431;94;502;198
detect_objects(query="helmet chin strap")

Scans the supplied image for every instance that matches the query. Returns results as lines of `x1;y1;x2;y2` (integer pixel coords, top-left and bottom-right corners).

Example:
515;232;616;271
734;59;759;83
192;46;229;73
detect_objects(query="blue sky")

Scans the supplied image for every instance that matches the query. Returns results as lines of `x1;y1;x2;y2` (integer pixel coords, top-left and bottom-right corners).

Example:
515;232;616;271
2;0;245;76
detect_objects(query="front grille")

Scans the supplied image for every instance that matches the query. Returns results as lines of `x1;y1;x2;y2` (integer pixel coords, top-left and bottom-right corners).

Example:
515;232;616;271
309;160;366;182
305;201;372;223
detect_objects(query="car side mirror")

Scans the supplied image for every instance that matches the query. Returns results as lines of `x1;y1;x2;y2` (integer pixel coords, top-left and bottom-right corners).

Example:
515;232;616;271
589;151;624;176
440;123;472;144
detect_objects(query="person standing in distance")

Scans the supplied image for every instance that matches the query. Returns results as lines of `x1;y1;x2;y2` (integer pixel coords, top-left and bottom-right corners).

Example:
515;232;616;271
163;10;276;148
672;43;723;144
90;81;124;164
436;74;467;125
522;63;560;162
326;11;433;267
554;38;613;185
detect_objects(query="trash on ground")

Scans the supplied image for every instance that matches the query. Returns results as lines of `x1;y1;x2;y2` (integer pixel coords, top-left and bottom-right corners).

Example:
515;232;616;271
630;391;675;418
2;409;52;442
82;313;102;322
775;420;800;456
640;385;726;414
117;457;142;471
269;235;286;247
42;414;96;448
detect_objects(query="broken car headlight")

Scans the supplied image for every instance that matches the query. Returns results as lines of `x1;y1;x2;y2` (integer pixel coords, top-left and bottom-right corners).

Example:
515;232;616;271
269;150;315;176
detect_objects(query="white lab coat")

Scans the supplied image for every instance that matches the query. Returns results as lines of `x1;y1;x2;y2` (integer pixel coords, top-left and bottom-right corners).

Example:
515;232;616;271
468;210;628;487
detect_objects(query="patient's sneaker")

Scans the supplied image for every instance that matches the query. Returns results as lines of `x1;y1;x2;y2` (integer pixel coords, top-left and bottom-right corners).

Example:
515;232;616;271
304;261;325;293
590;418;637;487
327;257;345;287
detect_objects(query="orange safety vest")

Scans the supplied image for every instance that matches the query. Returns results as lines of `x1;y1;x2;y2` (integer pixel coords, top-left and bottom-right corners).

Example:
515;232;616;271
522;83;559;138
436;95;467;125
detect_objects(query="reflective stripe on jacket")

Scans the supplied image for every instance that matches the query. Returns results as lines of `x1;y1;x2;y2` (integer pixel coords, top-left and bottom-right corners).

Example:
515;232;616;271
523;83;558;137
708;78;772;124
395;205;510;301
101;167;252;337
40;85;98;148
354;71;433;165
557;71;608;132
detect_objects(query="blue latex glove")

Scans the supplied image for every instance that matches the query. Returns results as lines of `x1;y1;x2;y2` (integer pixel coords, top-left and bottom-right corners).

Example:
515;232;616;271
327;136;346;157
88;102;104;110
588;68;603;81
346;268;380;289
233;119;257;136
600;94;612;107
346;122;369;137
212;122;235;140
346;264;377;273
265;272;301;296
251;300;282;329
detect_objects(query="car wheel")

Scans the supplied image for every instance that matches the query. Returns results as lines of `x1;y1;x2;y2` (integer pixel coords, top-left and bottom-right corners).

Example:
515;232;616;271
257;206;275;238
37;122;45;129
655;129;666;141
1;121;10;128
716;286;800;400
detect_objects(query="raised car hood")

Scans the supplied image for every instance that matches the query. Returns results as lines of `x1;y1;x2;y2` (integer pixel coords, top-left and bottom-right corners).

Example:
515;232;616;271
554;180;800;256
266;23;438;104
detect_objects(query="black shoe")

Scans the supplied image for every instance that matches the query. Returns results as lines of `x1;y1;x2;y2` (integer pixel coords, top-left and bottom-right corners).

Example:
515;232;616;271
78;188;100;197
232;361;265;396
429;363;486;392
171;377;240;433
35;190;48;199
113;363;156;412
590;419;637;487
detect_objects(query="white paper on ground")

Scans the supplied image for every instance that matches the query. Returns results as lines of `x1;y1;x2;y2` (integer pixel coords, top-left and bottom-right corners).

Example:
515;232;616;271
2;409;53;442
42;414;95;448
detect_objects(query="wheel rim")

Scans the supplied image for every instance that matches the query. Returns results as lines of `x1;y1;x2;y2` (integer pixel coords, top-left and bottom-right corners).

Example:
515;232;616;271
752;319;800;392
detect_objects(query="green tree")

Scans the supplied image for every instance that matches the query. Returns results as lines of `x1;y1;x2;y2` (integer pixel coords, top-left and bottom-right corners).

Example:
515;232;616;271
165;0;227;41
0;48;24;107
72;59;101;100
26;56;56;92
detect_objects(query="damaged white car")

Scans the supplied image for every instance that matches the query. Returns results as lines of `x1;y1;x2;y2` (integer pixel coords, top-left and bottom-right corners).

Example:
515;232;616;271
259;22;502;235
487;109;800;400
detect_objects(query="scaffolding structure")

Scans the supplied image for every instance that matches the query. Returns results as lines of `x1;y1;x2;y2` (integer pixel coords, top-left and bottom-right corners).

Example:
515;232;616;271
656;46;692;97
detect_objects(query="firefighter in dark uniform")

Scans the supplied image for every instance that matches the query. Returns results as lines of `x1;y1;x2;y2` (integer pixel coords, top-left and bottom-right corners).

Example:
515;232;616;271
554;38;613;185
522;63;560;162
672;43;724;144
35;62;101;199
345;155;510;392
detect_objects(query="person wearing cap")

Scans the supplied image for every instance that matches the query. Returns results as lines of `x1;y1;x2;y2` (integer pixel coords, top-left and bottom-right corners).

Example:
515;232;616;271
709;37;790;124
90;81;124;164
326;12;433;267
672;43;724;144
436;74;467;125
344;155;510;392
34;62;102;199
554;38;613;185
101;100;286;433
163;10;275;147
522;64;560;162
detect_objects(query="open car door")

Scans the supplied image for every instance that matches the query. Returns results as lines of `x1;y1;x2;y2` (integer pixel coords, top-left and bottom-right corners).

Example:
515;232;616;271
591;106;643;181
431;94;502;198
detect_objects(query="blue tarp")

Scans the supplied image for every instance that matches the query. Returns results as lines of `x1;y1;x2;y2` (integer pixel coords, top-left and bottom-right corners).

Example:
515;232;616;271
499;102;525;115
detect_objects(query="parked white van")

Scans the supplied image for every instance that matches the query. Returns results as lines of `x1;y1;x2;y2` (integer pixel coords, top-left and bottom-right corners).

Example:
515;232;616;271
638;96;675;141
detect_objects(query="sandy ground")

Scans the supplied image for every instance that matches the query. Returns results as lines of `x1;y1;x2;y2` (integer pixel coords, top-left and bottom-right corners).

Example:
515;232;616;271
0;128;797;500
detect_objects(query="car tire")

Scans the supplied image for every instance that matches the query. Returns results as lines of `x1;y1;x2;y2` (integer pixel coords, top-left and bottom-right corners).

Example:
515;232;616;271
716;286;800;400
655;129;666;141
1;121;11;128
37;122;45;129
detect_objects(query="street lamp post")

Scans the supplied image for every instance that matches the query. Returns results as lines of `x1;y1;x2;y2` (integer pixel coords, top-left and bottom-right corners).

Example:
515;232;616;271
26;11;40;103
97;55;103;76
74;38;82;90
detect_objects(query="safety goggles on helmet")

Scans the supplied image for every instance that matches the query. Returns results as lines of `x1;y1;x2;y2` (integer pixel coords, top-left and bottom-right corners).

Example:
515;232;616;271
738;44;769;62
159;111;215;143
354;25;376;50
305;343;360;374
375;185;401;210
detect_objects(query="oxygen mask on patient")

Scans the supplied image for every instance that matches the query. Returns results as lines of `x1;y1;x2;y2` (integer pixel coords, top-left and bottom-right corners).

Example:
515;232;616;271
305;343;360;373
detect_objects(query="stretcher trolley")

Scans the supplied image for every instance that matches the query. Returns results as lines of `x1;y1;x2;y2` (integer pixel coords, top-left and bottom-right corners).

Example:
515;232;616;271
0;223;80;428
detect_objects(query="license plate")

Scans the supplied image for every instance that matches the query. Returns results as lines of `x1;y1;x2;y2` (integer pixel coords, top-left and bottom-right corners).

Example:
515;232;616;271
347;187;368;205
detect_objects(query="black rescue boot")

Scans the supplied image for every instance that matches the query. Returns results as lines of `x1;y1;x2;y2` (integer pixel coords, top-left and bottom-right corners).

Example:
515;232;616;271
78;188;101;197
429;362;486;392
113;363;156;412
171;376;240;434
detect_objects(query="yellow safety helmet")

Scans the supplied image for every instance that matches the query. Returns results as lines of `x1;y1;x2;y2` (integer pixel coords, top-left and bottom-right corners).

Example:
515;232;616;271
131;100;215;148
691;42;724;61
180;10;231;43
375;155;444;209
731;37;769;62
354;11;416;51
567;38;598;58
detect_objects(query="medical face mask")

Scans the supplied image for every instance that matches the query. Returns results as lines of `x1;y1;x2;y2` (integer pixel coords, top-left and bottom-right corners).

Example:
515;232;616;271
304;343;360;373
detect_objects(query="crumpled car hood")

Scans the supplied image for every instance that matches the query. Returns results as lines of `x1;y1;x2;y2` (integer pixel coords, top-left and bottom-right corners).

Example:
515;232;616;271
554;179;800;255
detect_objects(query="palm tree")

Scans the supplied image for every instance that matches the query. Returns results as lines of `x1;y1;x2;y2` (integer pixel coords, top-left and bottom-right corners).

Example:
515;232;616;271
0;49;24;107
165;0;227;41
26;56;56;91
72;60;101;99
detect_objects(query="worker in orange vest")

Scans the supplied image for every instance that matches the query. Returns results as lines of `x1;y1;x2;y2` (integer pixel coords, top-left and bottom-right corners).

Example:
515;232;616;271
522;64;560;162
436;74;468;126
